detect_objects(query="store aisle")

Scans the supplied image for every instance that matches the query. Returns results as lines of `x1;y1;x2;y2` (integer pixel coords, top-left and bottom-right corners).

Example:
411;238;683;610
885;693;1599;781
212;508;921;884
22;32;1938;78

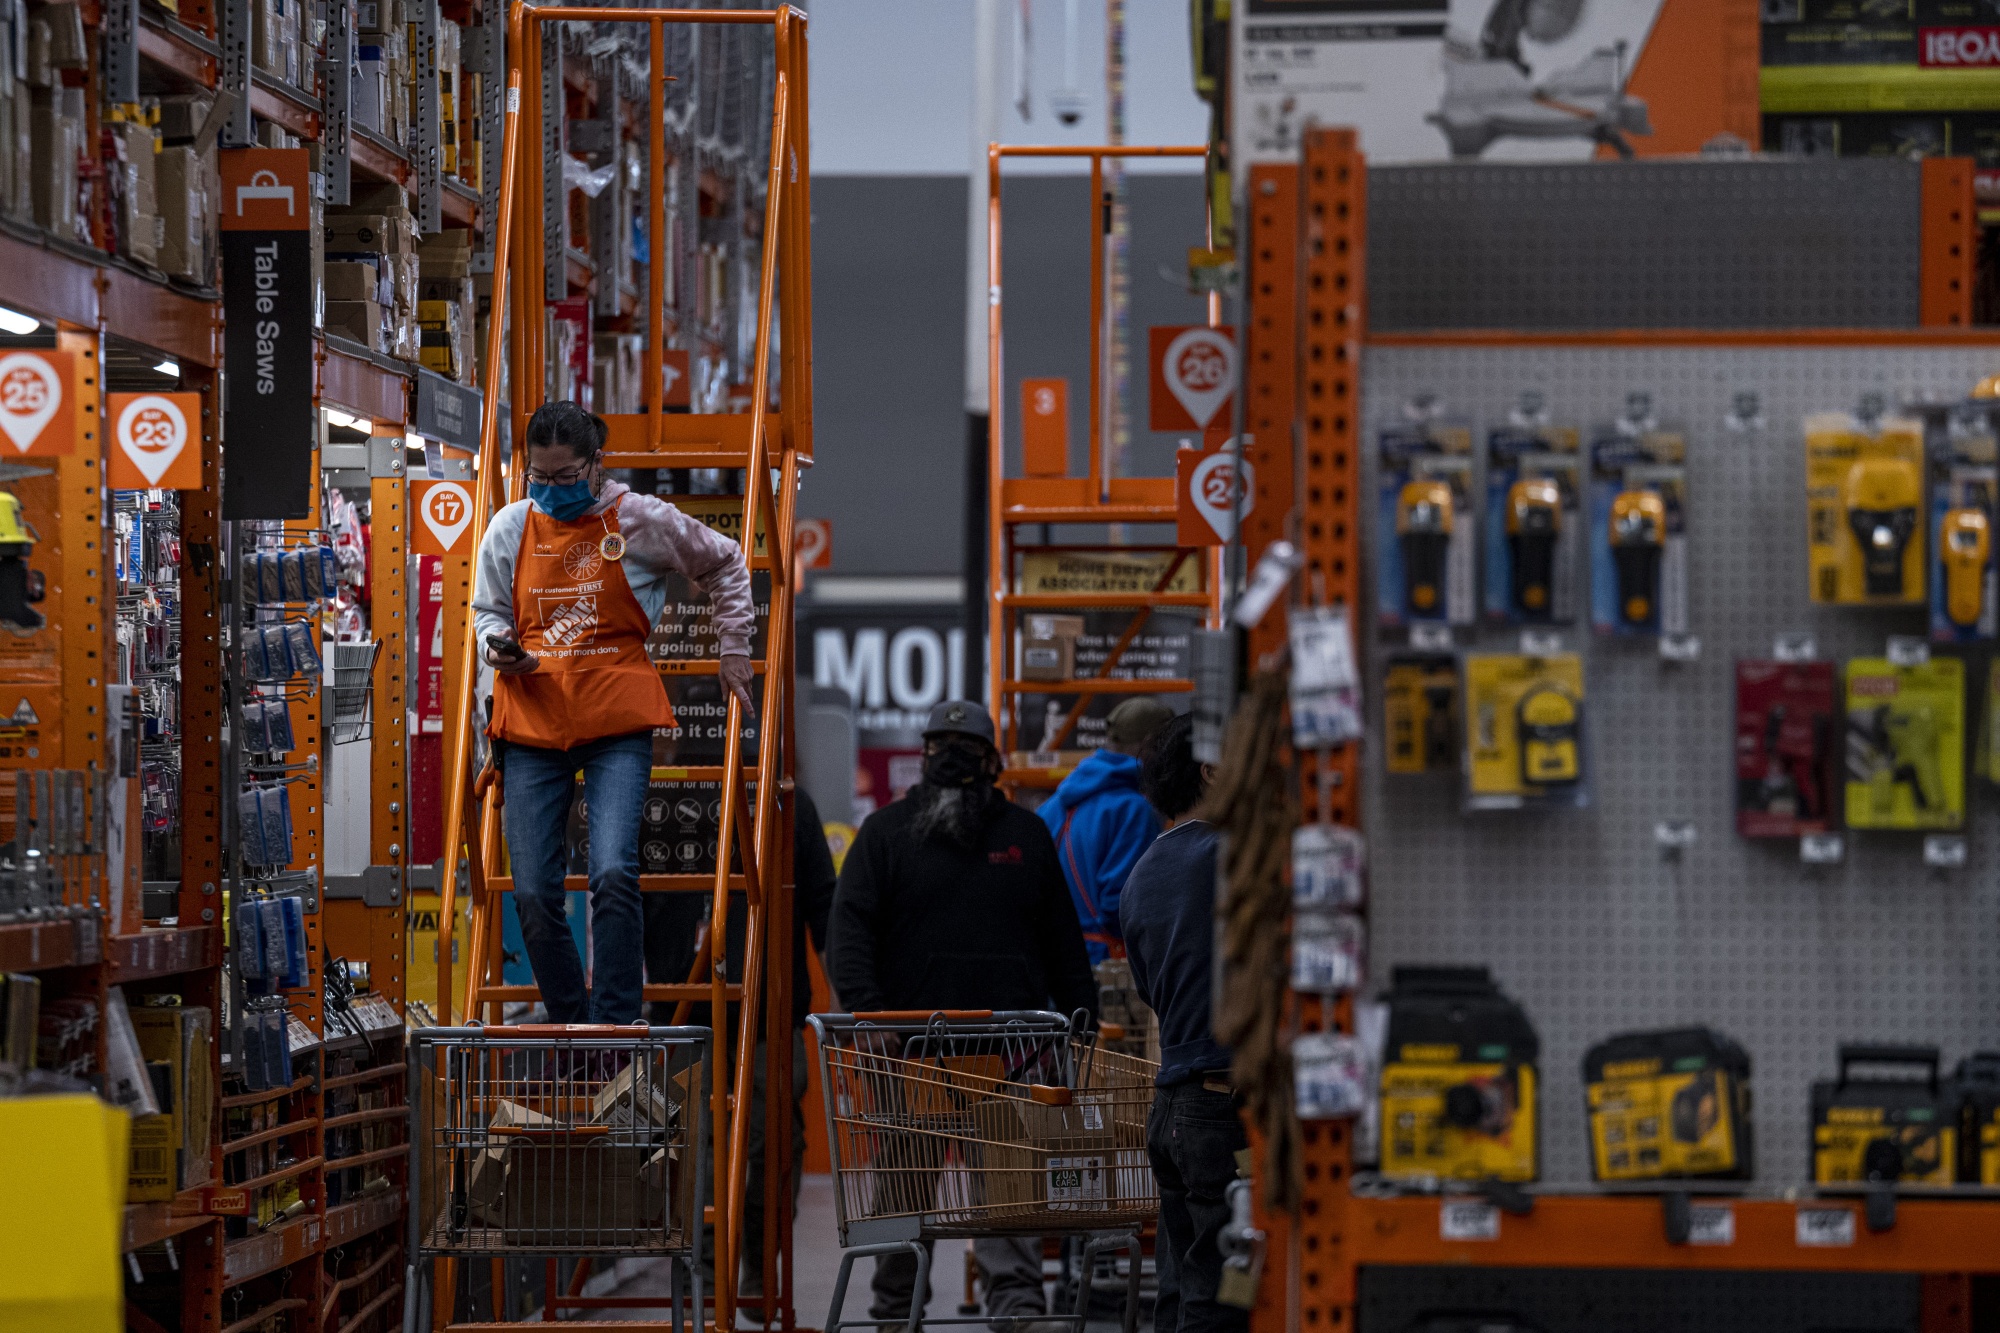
583;1175;973;1327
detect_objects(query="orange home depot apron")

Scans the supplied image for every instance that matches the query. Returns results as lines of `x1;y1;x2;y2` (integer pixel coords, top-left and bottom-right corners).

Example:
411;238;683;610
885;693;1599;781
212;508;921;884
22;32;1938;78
489;502;674;749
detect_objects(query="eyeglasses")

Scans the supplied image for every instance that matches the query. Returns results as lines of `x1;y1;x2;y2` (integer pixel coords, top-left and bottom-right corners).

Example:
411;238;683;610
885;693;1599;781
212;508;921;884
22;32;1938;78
524;459;596;487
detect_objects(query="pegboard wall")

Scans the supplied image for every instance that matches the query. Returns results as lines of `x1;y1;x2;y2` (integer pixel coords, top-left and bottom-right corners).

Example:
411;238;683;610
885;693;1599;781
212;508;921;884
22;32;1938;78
1361;343;2000;1185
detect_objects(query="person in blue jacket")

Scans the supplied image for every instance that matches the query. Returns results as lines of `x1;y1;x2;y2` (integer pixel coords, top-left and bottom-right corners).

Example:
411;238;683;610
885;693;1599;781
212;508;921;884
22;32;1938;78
1037;696;1174;963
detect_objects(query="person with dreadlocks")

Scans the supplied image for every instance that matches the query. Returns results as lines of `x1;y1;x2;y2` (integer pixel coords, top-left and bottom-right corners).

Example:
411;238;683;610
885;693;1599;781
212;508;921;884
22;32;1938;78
826;698;1098;1333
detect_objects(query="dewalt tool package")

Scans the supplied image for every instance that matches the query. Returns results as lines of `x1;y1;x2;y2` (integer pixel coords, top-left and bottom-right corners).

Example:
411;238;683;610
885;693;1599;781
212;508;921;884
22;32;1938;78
1384;652;1459;775
1379;966;1539;1183
1587;405;1687;639
1806;408;1927;605
1377;413;1476;628
1735;659;1840;838
1582;1027;1753;1182
1928;411;1996;642
1483;409;1581;625
1843;656;1964;831
1463;652;1586;810
1954;1052;2000;1184
1811;1044;1955;1185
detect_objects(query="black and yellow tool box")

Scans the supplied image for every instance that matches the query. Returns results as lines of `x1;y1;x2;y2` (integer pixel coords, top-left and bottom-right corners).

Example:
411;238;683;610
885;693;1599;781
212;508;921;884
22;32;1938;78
1582;1026;1752;1182
1810;1044;1955;1185
1954;1052;2000;1185
1380;966;1539;1183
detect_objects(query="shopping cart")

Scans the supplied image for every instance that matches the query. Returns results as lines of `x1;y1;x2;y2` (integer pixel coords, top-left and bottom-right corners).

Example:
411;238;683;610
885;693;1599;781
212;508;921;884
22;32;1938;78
1093;960;1159;1063
403;1023;708;1331
808;1010;1158;1333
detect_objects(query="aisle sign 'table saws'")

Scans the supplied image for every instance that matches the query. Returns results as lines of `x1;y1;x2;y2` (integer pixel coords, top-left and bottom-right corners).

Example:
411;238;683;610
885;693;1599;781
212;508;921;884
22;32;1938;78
1149;325;1236;432
413;480;474;556
1178;441;1255;546
0;350;74;457
108;393;203;489
221;148;315;519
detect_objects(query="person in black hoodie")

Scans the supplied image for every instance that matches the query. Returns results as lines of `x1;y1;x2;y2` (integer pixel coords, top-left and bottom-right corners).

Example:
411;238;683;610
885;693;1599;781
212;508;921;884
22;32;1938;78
826;698;1097;1333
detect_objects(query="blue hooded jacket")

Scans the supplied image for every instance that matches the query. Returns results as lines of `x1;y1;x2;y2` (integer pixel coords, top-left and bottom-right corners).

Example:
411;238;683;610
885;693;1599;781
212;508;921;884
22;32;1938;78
1037;749;1162;964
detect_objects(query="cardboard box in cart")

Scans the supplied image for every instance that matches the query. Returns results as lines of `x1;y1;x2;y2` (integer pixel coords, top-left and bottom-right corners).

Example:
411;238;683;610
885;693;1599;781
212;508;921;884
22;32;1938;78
972;1094;1120;1215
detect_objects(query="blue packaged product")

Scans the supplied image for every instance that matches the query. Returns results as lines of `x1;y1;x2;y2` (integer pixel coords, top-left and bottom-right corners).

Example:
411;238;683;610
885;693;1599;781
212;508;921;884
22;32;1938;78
235;898;265;980
278;895;307;988
264;699;294;752
263;625;294;682
241;699;270;753
285;622;320;677
237;788;267;865
264;1007;290;1086
281;549;307;601
320;547;339;596
259;551;286;604
259;786;293;867
300;546;324;599
238;1006;269;1091
258;898;288;979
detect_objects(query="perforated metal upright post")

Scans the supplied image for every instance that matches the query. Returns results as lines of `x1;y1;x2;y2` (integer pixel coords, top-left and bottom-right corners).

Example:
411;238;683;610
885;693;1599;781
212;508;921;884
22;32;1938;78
322;0;352;205
99;0;137;106
414;0;442;233
469;19;501;273
219;0;253;147
542;21;566;302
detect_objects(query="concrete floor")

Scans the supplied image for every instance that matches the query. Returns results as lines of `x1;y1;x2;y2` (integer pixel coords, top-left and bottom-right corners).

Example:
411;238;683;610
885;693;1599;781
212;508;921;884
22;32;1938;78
580;1175;978;1328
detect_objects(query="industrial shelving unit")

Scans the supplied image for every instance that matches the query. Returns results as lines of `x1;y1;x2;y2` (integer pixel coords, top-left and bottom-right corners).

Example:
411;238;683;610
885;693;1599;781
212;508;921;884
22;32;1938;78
1229;125;2000;1333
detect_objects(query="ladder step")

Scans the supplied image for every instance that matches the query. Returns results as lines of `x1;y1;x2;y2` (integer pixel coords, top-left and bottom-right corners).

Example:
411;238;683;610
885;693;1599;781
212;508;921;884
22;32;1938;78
657;660;768;675
485;875;756;894
999;678;1193;694
1002;505;1179;524
1001;592;1210;609
474;982;744;1003
598;410;787;469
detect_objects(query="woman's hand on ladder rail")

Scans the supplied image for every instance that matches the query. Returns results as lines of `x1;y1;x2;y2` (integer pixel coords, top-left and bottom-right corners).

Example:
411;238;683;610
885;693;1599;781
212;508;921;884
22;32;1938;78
720;653;754;711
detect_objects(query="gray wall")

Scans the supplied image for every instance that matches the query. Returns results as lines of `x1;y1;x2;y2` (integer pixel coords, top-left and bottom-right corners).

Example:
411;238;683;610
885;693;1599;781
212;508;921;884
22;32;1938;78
802;172;1211;576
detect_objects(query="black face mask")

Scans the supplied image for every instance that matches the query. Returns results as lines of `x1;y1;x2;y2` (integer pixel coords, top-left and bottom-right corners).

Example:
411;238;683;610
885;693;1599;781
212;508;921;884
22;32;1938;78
922;740;991;789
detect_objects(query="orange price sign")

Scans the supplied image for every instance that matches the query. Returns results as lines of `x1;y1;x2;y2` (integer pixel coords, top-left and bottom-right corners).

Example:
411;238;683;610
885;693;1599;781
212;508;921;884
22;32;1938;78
1148;325;1236;432
794;518;832;570
0;350;74;457
1176;441;1255;546
108;393;203;488
413;480;474;555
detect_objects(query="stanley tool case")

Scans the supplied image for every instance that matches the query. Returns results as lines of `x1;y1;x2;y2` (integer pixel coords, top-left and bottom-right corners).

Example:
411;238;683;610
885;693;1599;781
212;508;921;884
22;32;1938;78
1582;1027;1753;1182
1379;966;1540;1183
1811;1044;1956;1185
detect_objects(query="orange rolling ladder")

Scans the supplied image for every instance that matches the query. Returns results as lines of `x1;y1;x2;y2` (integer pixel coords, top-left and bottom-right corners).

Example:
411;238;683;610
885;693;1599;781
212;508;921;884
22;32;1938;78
985;145;1226;785
433;5;812;1328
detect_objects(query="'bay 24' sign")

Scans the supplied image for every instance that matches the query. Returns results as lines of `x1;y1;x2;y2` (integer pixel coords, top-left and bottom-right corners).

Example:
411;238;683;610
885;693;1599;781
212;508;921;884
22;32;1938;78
222;149;315;519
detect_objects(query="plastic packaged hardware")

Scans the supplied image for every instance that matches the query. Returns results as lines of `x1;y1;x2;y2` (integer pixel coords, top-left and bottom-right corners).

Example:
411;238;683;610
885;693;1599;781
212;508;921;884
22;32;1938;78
1290;908;1365;993
237;788;268;866
1806;400;1926;605
1844;655;1965;831
257;897;288;979
278;895;307;989
1484;395;1581;624
1377;401;1476;628
281;548;307;602
1929;407;1996;642
1288;605;1362;748
285;621;321;677
1588;394;1688;637
1292;823;1365;909
1463;652;1588;811
1294;1031;1373;1120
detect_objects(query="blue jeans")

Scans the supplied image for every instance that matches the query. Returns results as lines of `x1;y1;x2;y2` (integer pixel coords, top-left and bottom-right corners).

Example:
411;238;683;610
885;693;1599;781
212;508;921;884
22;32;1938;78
500;730;652;1024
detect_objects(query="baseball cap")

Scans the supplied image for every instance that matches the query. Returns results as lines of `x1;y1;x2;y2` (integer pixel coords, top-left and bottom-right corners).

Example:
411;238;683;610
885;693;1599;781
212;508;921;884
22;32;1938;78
922;699;997;745
1106;697;1174;747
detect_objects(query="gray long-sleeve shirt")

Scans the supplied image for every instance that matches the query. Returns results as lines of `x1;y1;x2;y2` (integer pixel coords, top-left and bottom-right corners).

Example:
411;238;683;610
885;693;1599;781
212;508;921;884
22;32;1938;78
472;480;756;657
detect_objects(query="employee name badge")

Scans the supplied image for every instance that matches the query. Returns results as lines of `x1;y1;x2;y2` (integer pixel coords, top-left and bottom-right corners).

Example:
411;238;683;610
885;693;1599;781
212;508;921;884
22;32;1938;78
1047;1154;1107;1207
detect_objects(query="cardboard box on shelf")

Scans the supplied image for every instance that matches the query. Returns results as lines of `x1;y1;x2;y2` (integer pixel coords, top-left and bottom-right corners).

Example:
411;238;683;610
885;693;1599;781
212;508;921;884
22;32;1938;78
1020;614;1085;683
324;213;405;254
41;3;84;70
156;146;208;283
109;120;160;268
127;1112;176;1202
24;17;49;88
326;299;384;351
418;300;462;378
156;93;214;144
325;260;381;304
29;86;81;241
357;0;400;37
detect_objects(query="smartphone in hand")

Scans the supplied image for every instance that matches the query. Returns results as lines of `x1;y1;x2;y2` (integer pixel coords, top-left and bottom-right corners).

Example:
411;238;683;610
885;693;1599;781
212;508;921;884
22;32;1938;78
485;633;526;661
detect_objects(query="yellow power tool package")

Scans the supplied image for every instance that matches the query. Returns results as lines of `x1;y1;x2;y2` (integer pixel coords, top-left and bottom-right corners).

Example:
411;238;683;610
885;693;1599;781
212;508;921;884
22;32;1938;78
1583;1026;1753;1182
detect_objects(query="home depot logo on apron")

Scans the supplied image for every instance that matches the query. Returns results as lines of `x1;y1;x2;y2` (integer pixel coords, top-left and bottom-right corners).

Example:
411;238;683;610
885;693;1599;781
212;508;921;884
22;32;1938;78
490;502;673;749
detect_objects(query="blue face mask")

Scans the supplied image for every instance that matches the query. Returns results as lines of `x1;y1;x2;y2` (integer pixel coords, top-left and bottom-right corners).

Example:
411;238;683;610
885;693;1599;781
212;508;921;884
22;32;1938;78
529;478;596;522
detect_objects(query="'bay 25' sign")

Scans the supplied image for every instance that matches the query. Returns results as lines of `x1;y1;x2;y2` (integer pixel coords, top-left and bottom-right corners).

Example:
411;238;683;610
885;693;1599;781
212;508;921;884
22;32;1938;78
222;149;315;519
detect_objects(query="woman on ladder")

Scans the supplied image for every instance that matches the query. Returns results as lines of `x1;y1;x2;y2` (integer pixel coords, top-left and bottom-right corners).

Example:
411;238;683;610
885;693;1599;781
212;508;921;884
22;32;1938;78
473;400;757;1024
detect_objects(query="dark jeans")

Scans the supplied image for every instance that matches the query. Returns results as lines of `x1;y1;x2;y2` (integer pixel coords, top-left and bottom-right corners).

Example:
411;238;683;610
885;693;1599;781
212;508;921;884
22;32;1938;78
500;730;653;1024
871;1236;1044;1328
1145;1082;1248;1333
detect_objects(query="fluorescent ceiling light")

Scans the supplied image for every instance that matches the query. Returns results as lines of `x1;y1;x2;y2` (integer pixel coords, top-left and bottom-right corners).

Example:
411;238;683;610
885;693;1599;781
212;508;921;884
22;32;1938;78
0;307;40;336
325;409;368;431
154;359;180;377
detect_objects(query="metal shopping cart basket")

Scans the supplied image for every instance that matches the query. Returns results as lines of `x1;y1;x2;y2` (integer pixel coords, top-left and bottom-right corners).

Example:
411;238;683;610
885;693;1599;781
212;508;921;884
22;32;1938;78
403;1023;708;1332
808;1010;1159;1333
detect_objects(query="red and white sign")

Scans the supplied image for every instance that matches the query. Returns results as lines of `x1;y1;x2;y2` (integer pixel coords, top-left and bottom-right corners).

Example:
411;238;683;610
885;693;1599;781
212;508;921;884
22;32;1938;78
1177;441;1255;546
1921;26;2000;66
794;518;832;570
1149;325;1236;432
662;349;692;409
0;350;73;457
1020;376;1069;476
108;392;202;488
413;480;473;555
416;555;445;733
